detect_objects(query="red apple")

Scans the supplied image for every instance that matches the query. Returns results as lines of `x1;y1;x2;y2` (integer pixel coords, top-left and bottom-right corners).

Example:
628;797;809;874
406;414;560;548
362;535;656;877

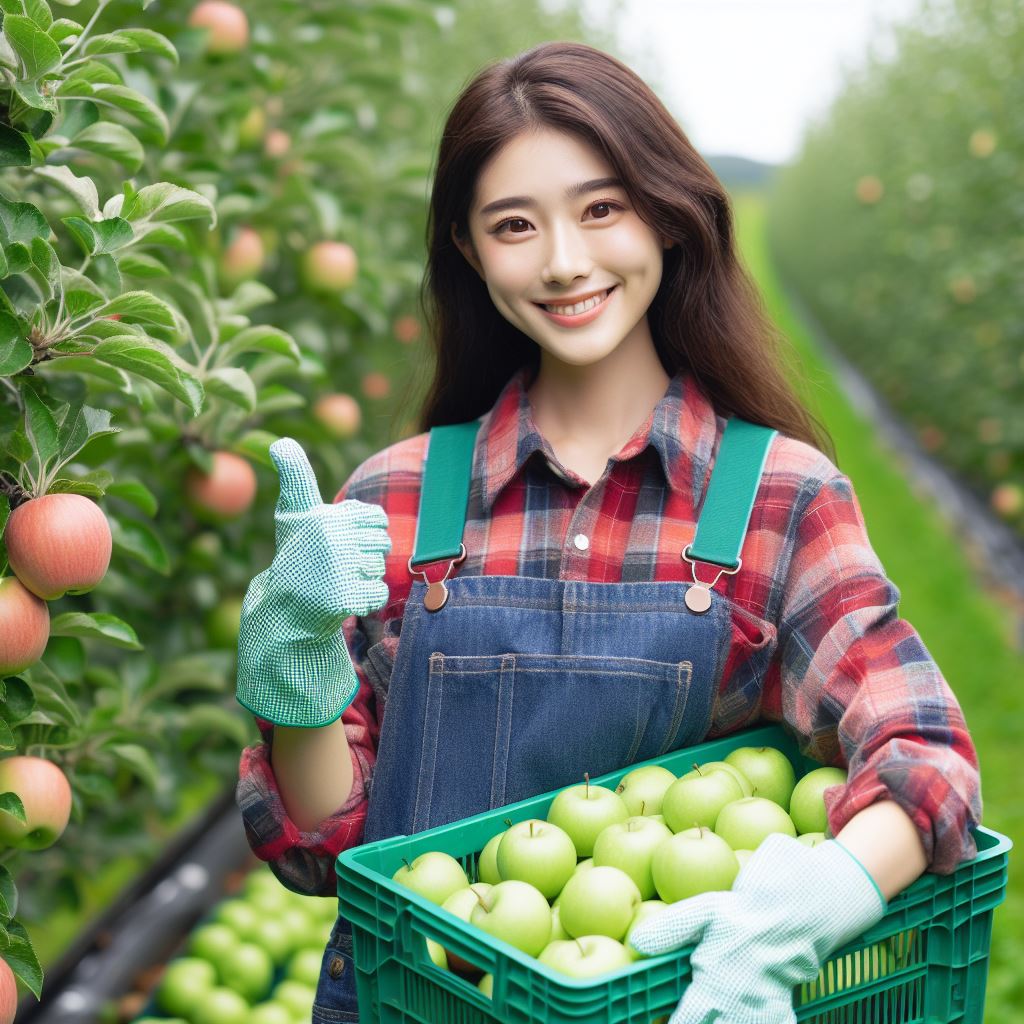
185;452;258;523
220;227;265;284
991;483;1023;519
313;393;361;439
301;242;357;293
0;958;15;1024
0;576;49;675
263;130;291;158
393;315;421;344
188;1;249;55
0;756;73;850
361;372;391;400
5;494;112;600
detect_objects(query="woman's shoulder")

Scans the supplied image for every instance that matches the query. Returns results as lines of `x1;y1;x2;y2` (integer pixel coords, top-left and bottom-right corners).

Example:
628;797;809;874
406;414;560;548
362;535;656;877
759;429;849;512
331;430;431;505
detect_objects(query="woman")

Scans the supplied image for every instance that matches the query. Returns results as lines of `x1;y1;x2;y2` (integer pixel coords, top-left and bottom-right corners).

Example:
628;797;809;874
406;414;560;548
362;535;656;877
235;41;981;1023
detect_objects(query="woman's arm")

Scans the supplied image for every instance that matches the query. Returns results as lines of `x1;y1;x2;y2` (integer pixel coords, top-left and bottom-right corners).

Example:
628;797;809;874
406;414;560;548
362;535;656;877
835;798;928;901
272;717;354;831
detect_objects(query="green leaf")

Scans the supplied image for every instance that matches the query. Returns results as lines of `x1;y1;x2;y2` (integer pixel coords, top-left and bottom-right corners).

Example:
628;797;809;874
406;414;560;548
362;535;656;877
29;235;60;298
0;793;26;825
115;28;177;64
0;195;49;246
225;280;275;314
232;429;278;468
49;610;142;648
0;919;42;999
123;182;217;228
34;164;100;218
83;31;140;56
9;76;58;114
56;59;122;89
61;215;95;255
147;652;233;703
109;515;170;574
0;720;13;751
95;290;176;328
90;84;169;143
47;474;107;497
49;18;83;44
63;288;104;318
105;478;157;516
117;251;168;278
203;366;256;411
92;335;203;414
3;15;62;77
0;865;17;919
133;223;187;249
0;125;31;168
0;677;36;724
0;313;32;377
53;402;117;473
21;384;59;475
105;742;159;790
177;703;250;746
23;0;53;30
251;384;306;416
217;325;301;365
71;121;144;172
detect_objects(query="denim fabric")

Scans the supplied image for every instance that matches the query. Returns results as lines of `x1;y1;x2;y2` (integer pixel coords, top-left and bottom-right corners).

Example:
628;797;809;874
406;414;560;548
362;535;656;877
312;912;359;1022
314;572;736;1020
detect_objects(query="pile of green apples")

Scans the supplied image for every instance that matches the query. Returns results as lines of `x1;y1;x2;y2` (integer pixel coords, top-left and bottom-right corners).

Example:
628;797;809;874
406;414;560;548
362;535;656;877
133;866;339;1024
390;746;851;1003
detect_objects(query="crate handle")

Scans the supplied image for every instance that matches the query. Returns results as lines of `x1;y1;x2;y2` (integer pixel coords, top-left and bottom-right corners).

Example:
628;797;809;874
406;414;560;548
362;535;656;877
404;900;501;978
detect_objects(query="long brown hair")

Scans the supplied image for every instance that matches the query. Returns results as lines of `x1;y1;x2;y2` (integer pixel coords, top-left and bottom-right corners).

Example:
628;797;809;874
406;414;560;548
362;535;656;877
408;40;835;463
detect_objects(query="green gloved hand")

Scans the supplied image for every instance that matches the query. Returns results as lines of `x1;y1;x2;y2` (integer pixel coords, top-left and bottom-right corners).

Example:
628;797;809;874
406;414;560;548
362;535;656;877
236;437;391;727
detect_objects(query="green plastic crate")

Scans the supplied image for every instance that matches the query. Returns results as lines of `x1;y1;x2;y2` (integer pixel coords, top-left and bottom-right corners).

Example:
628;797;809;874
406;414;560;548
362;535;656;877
336;723;1011;1023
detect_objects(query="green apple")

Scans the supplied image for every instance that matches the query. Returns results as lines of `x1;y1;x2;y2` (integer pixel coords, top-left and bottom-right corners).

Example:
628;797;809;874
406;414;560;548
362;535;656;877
426;937;448;969
476;831;505;884
592;815;673;899
214;898;261;936
801;939;892;999
440;882;493;974
733;849;754;871
496;819;577;899
249;1003;294;1024
188;922;239;972
546;776;630;856
285;947;323;988
652;827;739;902
557;865;642;941
538;935;633;978
714;796;797;850
553;858;594;907
614;765;677;817
624;899;668;960
469;879;552;957
192;986;250;1024
723;746;796;809
248;915;296;967
271;979;316;1019
680;760;753;797
217;940;273;1002
790;766;847;834
797;831;828;848
662;769;744;833
156;957;216;1017
478;972;494;998
392;850;469;905
549;904;570;941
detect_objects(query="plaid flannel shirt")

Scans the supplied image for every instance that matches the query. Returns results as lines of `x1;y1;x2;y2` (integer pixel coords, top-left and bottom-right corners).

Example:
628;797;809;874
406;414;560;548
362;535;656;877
237;365;982;896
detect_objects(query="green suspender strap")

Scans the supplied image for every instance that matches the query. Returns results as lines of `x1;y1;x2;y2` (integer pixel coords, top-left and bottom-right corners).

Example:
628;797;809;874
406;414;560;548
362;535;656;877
683;417;777;613
408;420;482;612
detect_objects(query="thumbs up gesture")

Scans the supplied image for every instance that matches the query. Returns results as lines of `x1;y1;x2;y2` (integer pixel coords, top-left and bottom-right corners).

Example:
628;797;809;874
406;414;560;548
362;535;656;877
236;438;392;728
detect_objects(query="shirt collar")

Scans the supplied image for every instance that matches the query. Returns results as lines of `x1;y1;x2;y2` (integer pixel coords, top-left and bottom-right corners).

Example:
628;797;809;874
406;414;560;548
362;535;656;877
474;364;723;513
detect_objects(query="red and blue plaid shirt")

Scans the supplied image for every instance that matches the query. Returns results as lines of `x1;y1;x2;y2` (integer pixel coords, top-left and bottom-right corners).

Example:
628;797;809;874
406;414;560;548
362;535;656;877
237;366;981;895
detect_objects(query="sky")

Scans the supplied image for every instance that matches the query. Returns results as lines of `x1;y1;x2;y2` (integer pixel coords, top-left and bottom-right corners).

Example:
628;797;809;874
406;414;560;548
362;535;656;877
584;0;925;165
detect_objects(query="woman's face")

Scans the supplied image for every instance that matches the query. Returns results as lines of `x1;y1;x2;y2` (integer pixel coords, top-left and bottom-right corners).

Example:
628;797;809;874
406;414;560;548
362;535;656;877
452;128;672;371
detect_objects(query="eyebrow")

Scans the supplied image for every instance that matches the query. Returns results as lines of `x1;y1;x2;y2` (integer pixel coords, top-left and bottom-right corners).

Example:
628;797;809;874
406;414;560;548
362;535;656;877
477;177;624;217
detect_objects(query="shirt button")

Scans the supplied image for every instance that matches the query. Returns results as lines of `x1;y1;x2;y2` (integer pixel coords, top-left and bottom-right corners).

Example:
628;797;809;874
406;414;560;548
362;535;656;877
573;533;589;551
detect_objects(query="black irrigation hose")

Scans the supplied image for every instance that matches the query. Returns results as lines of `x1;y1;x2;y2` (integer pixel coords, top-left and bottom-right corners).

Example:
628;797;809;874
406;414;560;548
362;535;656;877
19;785;254;1024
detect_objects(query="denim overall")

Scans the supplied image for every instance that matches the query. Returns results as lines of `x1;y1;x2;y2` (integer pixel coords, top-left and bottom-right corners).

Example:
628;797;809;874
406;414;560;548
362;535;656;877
311;416;777;1022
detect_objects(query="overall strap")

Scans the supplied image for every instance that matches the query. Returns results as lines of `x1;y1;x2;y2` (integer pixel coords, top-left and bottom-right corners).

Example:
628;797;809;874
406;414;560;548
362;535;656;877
411;420;482;566
687;418;777;570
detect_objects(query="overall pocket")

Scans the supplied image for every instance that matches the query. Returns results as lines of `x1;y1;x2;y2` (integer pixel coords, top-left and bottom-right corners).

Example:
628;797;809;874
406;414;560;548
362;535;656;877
311;913;360;1023
413;652;704;831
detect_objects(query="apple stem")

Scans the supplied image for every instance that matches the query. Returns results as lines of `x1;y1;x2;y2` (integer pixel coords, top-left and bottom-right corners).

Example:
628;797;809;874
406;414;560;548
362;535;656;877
503;818;513;827
694;823;704;835
575;938;585;955
530;820;535;838
584;771;590;798
692;762;702;775
401;857;413;871
639;800;646;816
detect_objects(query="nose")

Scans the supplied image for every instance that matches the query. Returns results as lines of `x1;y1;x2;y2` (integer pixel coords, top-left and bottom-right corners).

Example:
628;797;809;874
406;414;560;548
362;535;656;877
542;219;593;285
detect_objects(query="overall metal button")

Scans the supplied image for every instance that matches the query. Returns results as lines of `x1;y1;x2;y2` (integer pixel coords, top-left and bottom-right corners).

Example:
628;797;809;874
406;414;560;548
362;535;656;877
573;533;589;551
328;955;346;978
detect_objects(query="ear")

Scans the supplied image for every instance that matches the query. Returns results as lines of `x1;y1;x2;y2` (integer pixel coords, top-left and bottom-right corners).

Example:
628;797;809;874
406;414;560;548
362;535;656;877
451;220;485;280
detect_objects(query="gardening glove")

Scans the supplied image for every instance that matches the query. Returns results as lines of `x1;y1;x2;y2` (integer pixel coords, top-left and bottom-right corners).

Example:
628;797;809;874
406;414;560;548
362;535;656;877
629;833;887;1023
236;437;391;728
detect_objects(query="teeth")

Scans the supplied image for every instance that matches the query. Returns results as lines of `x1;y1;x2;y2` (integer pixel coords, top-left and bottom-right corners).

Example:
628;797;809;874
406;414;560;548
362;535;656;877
543;289;609;315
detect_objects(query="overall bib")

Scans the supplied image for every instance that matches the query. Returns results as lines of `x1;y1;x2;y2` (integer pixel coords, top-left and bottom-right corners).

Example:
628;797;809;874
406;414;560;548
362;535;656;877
311;416;777;1023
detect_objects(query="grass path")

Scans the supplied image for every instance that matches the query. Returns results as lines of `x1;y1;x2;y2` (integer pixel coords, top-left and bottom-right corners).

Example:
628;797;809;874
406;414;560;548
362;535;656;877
733;190;1021;1021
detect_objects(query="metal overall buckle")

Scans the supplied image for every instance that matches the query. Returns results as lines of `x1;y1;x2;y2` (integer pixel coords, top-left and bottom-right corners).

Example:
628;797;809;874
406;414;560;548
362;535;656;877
407;543;467;613
681;544;741;614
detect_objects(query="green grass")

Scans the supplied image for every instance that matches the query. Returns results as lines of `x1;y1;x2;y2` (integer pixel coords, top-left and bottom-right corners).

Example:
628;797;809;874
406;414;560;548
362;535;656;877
733;190;1021;1022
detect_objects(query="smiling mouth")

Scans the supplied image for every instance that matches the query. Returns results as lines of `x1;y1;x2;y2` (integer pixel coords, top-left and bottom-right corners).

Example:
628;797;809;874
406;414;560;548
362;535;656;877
534;286;617;316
